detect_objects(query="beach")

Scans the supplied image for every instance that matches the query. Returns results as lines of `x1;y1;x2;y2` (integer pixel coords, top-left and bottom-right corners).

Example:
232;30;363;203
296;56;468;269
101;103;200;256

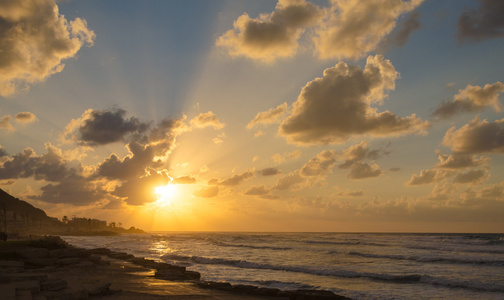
0;236;349;300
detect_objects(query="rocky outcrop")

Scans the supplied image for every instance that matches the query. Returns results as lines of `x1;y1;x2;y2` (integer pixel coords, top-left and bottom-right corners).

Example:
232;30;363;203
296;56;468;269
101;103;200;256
197;281;352;300
0;236;117;300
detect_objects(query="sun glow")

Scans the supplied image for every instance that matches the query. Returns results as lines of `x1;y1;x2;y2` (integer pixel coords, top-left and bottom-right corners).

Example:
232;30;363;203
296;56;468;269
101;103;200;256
154;184;178;205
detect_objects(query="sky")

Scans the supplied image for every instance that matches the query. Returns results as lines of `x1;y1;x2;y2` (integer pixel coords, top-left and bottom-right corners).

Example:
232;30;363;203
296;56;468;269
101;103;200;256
1;0;504;233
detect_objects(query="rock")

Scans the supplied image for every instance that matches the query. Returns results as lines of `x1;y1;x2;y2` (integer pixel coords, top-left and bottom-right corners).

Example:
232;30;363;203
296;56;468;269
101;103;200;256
0;260;24;268
12;280;40;293
154;269;191;281
41;278;68;291
0;283;16;299
16;248;49;259
0;273;48;283
25;258;57;268
184;270;201;280
289;289;351;300
16;289;32;300
233;284;259;294
255;287;282;296
57;248;91;259
86;255;101;263
87;282;112;296
57;258;81;266
197;281;233;291
88;248;110;255
107;252;135;260
41;287;89;300
152;262;186;272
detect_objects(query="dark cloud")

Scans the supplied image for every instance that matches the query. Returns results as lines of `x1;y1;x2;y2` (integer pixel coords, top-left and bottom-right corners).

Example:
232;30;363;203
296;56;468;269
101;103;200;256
457;0;504;42
0;0;95;96
347;162;383;180
96;142;162;181
385;11;421;48
217;0;322;62
434;152;489;169
338;142;384;180
0;144;78;182
453;169;488;184
432;82;503;119
29;176;108;206
14;112;36;123
443;117;504;154
257;167;282;176
279;55;429;145
74;109;149;146
0;147;8;158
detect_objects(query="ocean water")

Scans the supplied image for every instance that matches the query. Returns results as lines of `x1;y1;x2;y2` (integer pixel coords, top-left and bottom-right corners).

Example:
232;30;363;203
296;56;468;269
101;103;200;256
62;232;504;300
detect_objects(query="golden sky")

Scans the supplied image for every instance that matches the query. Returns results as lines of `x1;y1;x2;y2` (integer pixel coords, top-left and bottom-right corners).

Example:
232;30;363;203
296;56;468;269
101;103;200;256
1;0;504;232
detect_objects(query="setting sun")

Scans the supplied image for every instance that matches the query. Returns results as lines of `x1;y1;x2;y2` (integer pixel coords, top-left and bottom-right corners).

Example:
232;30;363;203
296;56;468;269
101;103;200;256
154;184;178;204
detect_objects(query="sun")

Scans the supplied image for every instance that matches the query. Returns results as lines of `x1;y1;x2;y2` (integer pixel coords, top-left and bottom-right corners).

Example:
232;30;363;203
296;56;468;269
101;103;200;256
154;184;178;205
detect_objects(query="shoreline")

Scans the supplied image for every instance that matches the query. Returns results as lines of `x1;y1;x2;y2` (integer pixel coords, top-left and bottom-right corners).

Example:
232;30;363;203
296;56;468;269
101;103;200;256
0;235;350;300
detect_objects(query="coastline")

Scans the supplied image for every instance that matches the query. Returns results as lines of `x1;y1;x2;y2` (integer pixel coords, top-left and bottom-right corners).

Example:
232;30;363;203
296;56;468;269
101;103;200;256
0;236;350;300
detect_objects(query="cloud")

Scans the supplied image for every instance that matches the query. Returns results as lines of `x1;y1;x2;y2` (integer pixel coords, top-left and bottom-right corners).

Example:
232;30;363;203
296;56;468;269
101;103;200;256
217;0;322;62
386;11;421;47
172;175;197;184
273;170;305;190
453;169;488;184
247;102;288;128
257;167;282;176
29;176;108;206
279;55;429;145
406;169;441;185
314;0;424;60
272;150;301;164
432;82;504;119
209;169;255;186
347;162;383;180
15;112;36;123
335;190;364;197
0;147;8;158
193;185;219;198
443;117;504;154
0;115;14;131
434;152;489;169
0;143;78;182
96;142;163;181
300;150;338;176
457;0;504;42
113;172;169;206
190;111;225;129
0;0;95;96
63;109;149;146
338;141;381;169
244;185;270;196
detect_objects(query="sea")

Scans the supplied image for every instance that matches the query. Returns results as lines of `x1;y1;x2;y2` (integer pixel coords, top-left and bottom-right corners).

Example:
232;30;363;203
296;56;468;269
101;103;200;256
62;232;504;300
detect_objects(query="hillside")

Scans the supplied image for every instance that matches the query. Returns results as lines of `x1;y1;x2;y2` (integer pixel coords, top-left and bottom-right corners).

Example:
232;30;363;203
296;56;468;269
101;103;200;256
0;188;49;221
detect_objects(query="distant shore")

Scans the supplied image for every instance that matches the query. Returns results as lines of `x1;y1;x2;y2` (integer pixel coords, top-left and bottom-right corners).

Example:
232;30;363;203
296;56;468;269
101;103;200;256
0;235;350;300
